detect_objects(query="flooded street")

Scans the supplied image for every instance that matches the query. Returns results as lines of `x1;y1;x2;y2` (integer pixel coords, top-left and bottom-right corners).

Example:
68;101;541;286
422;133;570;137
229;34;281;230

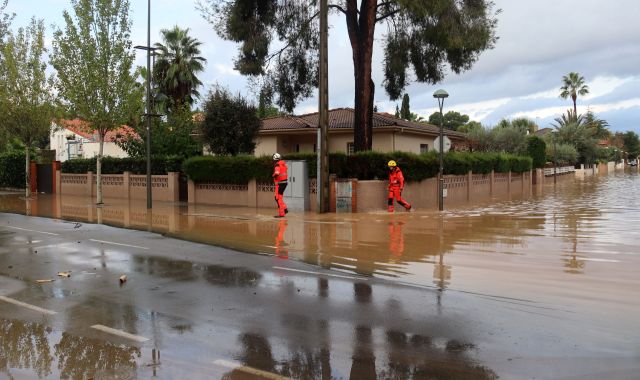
0;171;639;379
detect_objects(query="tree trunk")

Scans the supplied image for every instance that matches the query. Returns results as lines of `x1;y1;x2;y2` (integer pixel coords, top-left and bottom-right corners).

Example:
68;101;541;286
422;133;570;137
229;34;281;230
96;133;104;204
25;147;31;199
346;0;377;152
572;95;577;115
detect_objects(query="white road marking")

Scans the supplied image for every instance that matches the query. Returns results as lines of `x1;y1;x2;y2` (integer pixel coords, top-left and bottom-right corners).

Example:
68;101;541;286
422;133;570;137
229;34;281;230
90;324;150;342
89;239;149;250
272;266;367;281
0;296;57;315
213;359;290;380
3;226;59;236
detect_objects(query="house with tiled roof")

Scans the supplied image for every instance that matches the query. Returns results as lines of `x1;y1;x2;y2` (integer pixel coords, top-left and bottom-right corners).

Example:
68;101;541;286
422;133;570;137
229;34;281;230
254;108;467;156
50;119;139;161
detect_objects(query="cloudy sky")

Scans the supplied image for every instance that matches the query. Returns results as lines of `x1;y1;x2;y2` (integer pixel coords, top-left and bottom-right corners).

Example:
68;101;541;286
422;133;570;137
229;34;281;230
8;0;640;133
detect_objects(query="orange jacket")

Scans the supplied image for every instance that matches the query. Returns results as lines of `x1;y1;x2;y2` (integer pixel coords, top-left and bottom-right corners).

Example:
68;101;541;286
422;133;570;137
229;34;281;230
273;160;288;183
388;167;405;189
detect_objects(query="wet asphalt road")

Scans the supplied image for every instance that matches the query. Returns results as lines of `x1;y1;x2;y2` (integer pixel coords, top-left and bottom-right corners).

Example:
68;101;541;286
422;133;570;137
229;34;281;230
0;212;639;379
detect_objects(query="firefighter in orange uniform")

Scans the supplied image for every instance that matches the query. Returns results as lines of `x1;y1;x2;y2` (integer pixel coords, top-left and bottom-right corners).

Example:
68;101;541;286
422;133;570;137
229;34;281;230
387;160;411;212
272;153;288;217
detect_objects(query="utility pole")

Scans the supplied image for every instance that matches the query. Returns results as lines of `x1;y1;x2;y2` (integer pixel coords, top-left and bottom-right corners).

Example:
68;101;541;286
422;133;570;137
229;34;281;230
145;0;152;209
317;0;329;213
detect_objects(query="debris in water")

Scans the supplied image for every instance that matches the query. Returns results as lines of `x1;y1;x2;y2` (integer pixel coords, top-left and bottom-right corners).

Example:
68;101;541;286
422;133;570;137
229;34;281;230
119;275;127;284
57;271;71;278
35;279;54;284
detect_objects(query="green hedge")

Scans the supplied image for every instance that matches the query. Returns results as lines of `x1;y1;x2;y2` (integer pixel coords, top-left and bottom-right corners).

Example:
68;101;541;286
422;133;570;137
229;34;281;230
182;151;532;183
0;152;25;188
61;155;183;175
527;136;547;168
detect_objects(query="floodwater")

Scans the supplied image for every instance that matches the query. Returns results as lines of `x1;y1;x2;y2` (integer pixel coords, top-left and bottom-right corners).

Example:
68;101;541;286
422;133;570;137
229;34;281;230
1;170;639;379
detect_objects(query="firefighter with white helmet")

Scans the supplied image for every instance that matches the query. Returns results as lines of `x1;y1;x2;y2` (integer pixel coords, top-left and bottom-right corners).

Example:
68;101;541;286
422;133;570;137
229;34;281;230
272;153;288;217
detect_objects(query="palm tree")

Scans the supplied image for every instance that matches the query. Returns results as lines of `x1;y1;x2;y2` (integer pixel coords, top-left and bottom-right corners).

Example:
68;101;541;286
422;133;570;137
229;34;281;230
559;72;589;115
153;26;206;112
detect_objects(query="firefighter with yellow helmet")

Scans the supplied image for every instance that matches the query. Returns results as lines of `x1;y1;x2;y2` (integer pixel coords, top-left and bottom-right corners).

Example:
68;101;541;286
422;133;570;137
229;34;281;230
387;160;411;212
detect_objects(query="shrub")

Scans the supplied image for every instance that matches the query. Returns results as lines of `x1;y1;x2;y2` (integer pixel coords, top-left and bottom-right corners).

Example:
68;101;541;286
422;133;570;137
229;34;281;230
61;155;183;175
0;152;25;188
181;151;533;183
527;136;546;168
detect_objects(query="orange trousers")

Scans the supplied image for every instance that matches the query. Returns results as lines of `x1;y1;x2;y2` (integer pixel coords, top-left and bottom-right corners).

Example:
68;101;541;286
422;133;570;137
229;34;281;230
387;187;410;212
275;182;288;217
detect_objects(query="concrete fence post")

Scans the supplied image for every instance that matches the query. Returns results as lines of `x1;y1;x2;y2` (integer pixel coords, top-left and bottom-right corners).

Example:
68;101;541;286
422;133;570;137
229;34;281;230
123;171;131;200
467;170;472;201
188;179;195;204
167;172;179;202
490;170;494;197
507;171;512;194
55;170;61;194
248;179;257;208
88;171;94;198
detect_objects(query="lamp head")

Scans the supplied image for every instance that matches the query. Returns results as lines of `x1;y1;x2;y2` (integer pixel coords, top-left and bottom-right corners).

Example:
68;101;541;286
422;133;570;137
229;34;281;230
433;89;449;99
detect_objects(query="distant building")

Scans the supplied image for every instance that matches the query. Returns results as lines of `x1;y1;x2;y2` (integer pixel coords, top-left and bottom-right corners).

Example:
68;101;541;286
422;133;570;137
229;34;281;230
50;119;139;162
254;108;467;156
535;128;553;138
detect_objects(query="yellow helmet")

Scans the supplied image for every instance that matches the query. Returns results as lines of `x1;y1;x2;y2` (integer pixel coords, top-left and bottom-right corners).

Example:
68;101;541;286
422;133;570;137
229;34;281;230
387;160;397;167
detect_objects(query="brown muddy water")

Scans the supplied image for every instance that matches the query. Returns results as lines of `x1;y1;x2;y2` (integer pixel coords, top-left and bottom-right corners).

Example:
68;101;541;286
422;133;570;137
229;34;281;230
1;171;639;378
1;173;639;296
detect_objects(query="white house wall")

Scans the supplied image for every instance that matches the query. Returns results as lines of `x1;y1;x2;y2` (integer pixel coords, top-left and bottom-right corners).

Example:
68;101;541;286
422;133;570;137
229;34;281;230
81;141;128;159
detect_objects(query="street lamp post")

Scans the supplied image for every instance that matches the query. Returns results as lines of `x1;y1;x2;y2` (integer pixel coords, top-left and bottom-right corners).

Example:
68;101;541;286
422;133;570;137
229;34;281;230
433;89;449;211
134;0;156;209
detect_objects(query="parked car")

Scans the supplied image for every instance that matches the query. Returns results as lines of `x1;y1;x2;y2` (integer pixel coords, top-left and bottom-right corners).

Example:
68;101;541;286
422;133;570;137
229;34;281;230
629;160;637;167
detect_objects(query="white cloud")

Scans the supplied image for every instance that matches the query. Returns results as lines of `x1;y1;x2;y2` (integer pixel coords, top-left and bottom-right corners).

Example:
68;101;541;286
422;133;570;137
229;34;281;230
511;98;640;120
437;98;512;121
214;63;240;76
583;76;635;100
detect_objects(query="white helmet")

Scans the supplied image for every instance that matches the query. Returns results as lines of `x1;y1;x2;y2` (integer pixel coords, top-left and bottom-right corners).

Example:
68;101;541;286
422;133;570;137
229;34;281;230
272;152;281;161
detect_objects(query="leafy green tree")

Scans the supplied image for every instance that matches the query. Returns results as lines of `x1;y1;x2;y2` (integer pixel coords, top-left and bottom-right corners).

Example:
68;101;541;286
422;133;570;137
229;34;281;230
0;0;12;42
117;109;201;159
198;0;498;151
622;131;640;158
457;120;483;134
467;126;491;152
0;18;56;198
428;111;470;130
584;110;610;140
547;142;578;165
491;126;527;155
0;0;14;149
153;26;206;112
551;110;598;165
560;72;589;115
51;0;142;204
526;136;546;168
511;117;538;134
257;88;282;118
201;86;261;155
400;93;410;120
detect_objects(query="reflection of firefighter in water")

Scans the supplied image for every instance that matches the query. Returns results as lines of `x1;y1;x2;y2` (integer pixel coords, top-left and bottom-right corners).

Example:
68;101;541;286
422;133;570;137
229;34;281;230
388;221;405;262
275;219;288;259
272;153;288;218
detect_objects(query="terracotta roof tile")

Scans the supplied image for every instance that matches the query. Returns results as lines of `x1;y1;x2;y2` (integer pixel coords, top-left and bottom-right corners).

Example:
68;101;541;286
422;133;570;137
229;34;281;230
56;119;140;142
261;108;466;138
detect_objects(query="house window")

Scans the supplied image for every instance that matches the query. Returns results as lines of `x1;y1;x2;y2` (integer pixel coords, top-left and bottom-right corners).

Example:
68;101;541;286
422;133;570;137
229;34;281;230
347;142;355;155
420;143;429;154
